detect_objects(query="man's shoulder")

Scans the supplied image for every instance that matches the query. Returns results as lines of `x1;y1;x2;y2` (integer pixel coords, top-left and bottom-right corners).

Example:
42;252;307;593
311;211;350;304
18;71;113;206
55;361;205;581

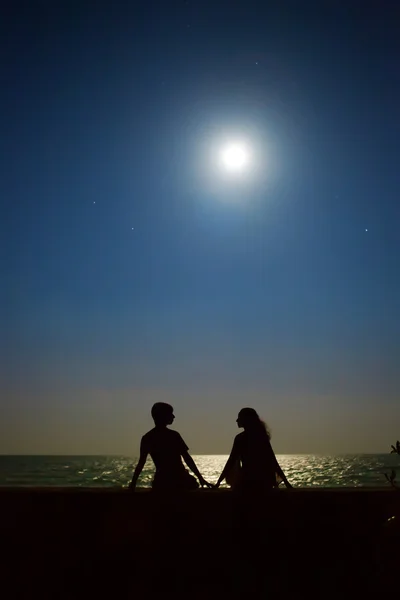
142;427;181;439
168;429;188;449
167;428;183;438
142;428;156;441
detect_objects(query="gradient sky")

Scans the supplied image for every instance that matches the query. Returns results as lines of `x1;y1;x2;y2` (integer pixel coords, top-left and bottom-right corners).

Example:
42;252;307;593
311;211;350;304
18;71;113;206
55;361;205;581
1;1;399;455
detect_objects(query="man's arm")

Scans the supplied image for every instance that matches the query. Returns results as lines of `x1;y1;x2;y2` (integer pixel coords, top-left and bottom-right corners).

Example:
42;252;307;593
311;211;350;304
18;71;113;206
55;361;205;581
129;439;148;490
182;451;212;487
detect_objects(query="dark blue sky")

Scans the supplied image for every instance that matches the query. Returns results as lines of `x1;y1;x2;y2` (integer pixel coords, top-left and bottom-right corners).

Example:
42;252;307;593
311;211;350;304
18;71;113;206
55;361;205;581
1;1;399;453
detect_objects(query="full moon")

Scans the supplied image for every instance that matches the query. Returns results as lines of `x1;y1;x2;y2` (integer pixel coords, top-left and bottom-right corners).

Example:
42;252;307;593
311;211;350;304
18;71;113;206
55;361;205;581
220;143;249;172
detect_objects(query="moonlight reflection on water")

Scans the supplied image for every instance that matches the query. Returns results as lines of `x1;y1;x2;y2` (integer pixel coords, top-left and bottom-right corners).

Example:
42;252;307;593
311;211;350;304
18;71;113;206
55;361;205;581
0;455;398;488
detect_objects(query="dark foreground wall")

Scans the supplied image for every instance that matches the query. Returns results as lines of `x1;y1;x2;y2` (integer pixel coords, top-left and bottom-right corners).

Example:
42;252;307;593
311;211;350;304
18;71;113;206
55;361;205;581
2;488;399;599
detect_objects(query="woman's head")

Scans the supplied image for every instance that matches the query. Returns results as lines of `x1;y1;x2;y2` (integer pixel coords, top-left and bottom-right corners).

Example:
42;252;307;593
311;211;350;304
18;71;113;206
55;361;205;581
236;408;270;438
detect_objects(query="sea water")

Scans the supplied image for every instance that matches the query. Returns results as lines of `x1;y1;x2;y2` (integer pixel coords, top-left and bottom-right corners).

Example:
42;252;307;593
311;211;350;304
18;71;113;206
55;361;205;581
0;454;399;487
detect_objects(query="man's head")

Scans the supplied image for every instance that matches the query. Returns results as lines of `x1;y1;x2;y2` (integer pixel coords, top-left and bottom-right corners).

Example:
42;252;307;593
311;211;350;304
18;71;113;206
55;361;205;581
151;402;175;427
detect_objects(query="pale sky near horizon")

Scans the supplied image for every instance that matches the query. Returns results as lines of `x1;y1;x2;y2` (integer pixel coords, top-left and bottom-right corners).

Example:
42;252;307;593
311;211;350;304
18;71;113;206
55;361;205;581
1;1;399;455
1;385;397;455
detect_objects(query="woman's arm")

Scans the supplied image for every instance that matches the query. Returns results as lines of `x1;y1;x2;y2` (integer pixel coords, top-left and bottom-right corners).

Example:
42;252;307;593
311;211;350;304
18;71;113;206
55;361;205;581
214;439;240;488
274;461;292;488
129;440;148;490
267;440;292;488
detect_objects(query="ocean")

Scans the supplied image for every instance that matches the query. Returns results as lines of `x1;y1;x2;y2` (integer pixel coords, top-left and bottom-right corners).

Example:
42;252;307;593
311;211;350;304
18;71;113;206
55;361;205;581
0;454;399;488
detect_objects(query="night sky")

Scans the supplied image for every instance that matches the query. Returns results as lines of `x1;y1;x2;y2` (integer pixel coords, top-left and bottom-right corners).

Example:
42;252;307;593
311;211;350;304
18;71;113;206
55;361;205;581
1;1;399;454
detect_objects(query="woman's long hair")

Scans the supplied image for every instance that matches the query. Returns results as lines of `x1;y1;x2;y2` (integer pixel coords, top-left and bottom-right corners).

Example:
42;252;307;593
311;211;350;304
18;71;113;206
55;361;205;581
239;407;271;440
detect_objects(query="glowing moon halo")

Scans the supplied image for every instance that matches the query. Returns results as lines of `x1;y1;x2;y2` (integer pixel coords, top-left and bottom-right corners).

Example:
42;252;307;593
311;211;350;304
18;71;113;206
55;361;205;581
220;143;249;172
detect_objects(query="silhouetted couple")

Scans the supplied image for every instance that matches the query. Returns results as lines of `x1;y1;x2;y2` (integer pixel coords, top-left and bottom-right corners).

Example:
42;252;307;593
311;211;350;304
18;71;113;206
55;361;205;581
129;403;292;491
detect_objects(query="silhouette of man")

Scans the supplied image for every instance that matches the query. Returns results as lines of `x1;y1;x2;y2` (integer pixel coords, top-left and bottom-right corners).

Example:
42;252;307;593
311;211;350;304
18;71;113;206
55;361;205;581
129;402;211;490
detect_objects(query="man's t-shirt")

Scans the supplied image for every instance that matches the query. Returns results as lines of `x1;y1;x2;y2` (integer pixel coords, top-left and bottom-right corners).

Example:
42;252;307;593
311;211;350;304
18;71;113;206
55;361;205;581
141;427;188;479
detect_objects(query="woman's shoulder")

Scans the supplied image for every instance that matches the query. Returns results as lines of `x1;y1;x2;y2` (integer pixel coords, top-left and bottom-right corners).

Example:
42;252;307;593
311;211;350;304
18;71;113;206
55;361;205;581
234;431;246;444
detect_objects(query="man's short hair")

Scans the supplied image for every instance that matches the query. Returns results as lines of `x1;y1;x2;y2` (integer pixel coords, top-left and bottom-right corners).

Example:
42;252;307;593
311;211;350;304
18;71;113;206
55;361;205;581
151;402;173;423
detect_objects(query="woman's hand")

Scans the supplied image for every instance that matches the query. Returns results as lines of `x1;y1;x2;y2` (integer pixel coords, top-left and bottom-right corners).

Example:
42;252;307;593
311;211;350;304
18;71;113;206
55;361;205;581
199;477;213;488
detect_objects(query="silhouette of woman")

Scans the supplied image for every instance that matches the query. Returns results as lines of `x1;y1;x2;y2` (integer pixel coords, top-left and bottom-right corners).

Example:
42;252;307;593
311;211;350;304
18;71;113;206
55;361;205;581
214;408;292;491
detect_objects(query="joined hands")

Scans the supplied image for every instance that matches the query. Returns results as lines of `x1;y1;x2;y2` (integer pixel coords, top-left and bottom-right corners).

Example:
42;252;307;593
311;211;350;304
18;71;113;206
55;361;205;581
199;477;213;488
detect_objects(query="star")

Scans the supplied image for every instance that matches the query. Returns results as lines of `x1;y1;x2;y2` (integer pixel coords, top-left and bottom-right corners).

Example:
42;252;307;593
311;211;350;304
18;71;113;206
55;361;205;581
365;228;368;232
